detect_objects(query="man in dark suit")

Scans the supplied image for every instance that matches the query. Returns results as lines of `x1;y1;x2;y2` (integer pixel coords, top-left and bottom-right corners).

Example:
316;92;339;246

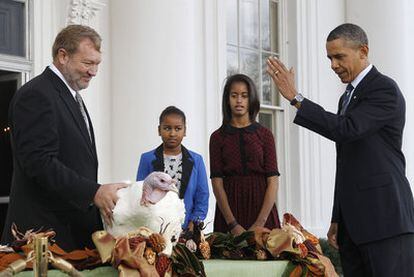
267;23;414;276
1;25;127;251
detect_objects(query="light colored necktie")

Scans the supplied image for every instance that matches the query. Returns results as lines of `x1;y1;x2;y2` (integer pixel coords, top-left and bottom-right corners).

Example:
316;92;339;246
75;92;91;141
340;84;354;115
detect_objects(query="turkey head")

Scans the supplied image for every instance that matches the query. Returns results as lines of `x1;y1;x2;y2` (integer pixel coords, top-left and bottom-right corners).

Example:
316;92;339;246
140;171;178;206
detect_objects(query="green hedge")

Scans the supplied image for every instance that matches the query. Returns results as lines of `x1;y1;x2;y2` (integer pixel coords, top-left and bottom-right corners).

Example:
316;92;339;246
319;238;343;275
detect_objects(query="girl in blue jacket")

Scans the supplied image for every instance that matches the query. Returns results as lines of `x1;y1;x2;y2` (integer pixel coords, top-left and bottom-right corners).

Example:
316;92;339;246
137;106;209;231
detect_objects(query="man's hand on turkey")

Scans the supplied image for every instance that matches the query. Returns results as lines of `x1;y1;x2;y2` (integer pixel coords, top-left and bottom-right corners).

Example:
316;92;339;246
94;182;129;226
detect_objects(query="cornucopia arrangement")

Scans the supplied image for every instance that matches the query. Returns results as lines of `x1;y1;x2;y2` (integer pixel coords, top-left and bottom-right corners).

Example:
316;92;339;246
0;214;338;277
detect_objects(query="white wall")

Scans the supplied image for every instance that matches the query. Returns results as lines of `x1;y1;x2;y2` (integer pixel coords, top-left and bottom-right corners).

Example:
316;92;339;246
283;0;344;237
33;0;68;76
110;1;208;180
404;2;414;187
83;0;113;184
110;0;222;230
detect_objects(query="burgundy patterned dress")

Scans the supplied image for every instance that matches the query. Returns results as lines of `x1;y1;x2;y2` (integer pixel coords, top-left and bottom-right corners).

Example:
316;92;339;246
209;122;281;232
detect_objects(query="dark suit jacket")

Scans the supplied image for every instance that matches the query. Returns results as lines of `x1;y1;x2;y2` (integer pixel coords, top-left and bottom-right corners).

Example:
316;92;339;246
1;67;102;251
294;66;414;244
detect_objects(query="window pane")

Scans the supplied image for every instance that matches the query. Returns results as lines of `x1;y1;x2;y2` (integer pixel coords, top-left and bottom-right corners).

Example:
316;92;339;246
226;0;238;45
240;48;260;90
274;81;281;106
239;0;259;49
227;45;238;77
270;1;279;53
261;53;272;105
261;53;281;106
261;0;270;51
259;112;273;132
275;109;285;151
0;0;25;57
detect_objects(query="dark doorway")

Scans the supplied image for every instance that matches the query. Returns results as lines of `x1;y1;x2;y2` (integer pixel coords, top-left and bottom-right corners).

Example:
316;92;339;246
0;70;20;234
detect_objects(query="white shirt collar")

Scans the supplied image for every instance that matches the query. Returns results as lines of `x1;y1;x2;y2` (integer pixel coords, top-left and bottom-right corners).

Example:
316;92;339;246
49;64;77;99
350;64;373;90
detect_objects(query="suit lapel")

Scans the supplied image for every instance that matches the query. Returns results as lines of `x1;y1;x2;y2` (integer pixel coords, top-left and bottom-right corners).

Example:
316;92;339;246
44;68;97;162
345;66;379;112
82;104;98;160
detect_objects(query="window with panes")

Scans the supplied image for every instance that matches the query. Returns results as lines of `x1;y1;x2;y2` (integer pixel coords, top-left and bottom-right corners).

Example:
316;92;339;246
226;0;284;134
0;0;32;232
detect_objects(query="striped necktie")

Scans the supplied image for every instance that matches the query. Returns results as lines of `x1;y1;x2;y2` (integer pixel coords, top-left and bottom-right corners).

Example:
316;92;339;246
340;84;354;115
75;92;91;141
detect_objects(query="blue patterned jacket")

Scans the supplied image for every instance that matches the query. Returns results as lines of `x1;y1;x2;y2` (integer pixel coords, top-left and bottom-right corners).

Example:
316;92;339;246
137;144;209;228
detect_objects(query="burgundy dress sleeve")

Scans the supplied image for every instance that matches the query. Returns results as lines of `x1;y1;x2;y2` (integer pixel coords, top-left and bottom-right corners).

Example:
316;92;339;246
262;128;280;177
209;129;224;178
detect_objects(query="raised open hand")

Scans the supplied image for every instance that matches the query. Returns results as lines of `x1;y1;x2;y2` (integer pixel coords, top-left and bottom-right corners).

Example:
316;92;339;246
266;56;298;102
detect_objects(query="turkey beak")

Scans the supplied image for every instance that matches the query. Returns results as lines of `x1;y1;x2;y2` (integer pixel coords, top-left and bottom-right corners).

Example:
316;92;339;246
169;180;179;193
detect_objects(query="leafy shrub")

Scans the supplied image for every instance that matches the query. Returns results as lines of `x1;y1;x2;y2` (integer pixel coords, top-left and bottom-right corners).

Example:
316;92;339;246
319;238;343;275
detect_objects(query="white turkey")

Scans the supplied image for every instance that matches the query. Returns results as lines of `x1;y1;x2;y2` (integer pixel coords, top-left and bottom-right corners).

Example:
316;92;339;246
105;171;185;256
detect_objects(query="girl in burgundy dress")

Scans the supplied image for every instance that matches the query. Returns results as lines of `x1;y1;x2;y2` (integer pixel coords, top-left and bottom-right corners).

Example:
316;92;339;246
209;74;281;235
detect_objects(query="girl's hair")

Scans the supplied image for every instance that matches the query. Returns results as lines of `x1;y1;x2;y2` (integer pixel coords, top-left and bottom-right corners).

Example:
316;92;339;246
221;74;260;125
159;106;186;125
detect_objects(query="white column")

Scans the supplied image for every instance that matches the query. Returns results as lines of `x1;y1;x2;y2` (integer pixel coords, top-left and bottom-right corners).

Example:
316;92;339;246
202;0;227;231
346;0;414;189
287;0;345;237
110;1;226;232
79;0;113;183
110;0;209;182
32;0;69;76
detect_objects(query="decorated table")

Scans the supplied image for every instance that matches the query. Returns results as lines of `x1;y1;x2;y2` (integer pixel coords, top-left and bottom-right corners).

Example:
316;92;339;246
202;259;289;276
1;214;337;277
14;260;289;276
